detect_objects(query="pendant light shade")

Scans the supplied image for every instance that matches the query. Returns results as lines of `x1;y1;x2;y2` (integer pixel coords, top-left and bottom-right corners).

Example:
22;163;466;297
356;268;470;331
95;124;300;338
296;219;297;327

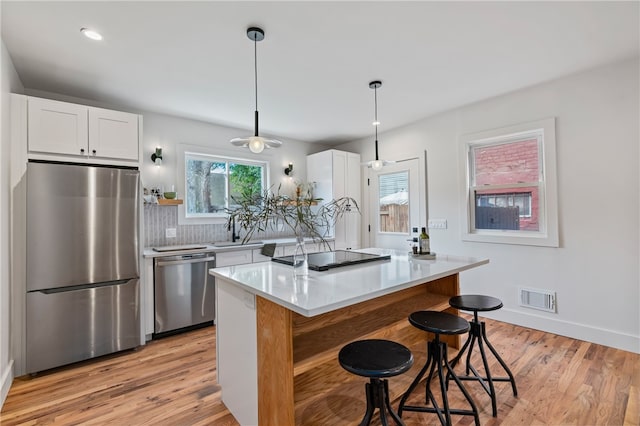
230;27;282;153
365;80;394;170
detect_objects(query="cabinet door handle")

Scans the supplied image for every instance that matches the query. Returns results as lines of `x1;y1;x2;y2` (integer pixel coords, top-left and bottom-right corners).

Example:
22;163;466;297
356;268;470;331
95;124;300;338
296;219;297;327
80;148;85;154
92;149;97;155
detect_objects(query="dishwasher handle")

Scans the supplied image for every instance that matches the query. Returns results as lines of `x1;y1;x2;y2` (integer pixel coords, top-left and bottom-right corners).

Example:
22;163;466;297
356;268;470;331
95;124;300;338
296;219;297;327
156;256;216;267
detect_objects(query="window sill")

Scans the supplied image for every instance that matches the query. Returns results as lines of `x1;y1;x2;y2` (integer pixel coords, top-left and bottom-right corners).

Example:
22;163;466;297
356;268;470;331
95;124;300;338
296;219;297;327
462;230;559;248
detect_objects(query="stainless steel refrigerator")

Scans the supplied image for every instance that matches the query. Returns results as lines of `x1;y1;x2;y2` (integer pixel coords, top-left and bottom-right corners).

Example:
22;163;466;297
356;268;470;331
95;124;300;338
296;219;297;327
26;161;140;374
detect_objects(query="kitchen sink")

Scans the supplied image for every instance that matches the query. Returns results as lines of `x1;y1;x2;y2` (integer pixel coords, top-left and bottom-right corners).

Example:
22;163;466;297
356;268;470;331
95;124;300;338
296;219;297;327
213;240;263;247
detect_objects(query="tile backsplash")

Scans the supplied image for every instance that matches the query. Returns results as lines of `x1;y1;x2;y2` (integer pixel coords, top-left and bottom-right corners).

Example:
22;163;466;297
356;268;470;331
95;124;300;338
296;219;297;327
143;204;294;247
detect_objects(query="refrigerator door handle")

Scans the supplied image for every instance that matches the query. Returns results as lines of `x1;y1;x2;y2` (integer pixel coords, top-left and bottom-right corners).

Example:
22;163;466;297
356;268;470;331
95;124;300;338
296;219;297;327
37;279;132;294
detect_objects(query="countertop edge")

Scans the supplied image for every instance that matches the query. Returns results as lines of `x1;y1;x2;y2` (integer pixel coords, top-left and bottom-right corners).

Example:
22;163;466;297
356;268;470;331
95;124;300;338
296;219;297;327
211;253;489;317
304;257;490;317
142;237;334;258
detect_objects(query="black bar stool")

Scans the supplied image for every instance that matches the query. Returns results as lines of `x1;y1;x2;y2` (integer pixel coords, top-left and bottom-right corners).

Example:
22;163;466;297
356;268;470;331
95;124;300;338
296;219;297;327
448;295;518;417
398;311;479;426
339;339;414;426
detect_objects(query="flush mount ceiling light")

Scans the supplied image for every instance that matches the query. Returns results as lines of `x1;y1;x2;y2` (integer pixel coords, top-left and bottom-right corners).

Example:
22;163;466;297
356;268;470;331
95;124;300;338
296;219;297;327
230;27;282;154
80;27;103;41
365;80;395;171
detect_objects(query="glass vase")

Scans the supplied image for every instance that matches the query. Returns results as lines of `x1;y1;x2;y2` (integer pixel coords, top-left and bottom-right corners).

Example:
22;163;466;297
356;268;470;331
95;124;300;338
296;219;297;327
293;236;308;278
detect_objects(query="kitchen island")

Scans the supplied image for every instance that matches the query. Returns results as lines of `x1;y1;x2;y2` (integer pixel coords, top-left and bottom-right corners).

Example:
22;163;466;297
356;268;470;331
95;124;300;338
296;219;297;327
210;248;488;425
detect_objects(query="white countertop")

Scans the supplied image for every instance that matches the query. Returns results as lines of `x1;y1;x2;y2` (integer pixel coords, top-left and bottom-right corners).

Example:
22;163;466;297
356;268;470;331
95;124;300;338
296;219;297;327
210;248;489;317
142;237;327;258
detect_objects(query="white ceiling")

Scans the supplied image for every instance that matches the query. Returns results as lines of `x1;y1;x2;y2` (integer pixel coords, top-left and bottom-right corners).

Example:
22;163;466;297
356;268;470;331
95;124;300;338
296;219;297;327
2;1;638;145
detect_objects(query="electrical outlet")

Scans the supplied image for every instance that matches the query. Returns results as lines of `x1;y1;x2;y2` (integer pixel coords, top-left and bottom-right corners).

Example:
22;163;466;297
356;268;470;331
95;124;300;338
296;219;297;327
165;228;177;238
428;219;448;230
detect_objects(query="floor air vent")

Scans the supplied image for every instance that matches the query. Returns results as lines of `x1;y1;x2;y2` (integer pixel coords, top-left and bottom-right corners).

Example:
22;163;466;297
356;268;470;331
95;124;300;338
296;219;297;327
519;287;556;313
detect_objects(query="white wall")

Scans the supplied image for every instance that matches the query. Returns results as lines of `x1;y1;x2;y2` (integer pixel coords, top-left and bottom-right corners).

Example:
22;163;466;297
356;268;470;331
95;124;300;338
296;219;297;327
139;111;329;204
1;39;24;406
338;58;640;353
23;89;330;201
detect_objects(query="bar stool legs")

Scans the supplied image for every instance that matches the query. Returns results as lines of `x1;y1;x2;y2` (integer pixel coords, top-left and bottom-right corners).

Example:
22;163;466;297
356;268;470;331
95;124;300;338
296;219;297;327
449;309;518;417
361;378;405;426
398;333;480;426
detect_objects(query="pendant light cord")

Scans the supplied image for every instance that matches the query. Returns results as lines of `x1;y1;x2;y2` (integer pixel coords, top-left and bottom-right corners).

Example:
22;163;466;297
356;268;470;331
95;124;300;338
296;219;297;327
254;36;258;111
374;85;379;160
253;35;259;137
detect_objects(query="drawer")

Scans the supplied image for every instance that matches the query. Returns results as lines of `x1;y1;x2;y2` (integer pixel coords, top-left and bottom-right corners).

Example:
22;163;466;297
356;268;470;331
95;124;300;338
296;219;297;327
282;243;323;256
216;250;253;267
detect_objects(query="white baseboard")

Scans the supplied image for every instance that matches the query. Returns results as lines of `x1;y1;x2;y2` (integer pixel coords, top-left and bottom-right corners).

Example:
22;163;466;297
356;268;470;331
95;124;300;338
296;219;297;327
481;308;640;354
1;359;14;409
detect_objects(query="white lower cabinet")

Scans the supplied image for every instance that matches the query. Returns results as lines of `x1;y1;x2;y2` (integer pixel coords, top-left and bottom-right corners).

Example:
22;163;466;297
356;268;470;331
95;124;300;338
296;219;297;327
143;258;155;339
216;250;253;267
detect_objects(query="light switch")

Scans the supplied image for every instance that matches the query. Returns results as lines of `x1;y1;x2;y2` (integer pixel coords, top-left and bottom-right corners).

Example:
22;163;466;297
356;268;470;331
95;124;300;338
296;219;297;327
428;219;447;230
165;228;177;238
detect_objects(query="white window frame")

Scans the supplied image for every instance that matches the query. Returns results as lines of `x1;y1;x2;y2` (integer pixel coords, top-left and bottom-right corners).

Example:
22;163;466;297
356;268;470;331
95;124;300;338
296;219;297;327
177;144;270;225
459;118;559;247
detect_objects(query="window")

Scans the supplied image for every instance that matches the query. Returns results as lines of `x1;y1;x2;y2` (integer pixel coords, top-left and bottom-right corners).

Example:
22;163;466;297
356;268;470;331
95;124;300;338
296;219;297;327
378;171;409;233
460;118;559;247
179;148;267;224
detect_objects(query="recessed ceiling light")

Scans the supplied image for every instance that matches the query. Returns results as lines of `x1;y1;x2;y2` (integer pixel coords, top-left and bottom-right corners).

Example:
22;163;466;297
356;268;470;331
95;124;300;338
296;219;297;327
80;28;103;41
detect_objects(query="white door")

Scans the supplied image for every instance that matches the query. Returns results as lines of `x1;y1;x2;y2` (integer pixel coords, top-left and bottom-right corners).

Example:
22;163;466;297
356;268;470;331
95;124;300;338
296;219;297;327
367;158;423;250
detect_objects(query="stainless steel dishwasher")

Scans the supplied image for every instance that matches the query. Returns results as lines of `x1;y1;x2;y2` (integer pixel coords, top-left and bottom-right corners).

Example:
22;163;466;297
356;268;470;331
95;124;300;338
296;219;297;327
153;252;216;337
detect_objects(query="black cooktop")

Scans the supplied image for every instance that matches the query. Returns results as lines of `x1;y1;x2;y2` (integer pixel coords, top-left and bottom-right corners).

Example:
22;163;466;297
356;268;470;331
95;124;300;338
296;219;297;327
271;250;391;271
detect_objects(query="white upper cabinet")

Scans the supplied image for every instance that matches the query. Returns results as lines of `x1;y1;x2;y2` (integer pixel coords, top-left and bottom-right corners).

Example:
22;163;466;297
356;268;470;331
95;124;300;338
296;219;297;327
26;96;139;163
307;149;361;250
28;97;88;156
88;107;139;160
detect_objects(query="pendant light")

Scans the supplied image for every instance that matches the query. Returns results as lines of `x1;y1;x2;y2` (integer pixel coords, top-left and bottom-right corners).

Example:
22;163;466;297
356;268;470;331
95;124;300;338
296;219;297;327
366;80;394;170
230;27;282;153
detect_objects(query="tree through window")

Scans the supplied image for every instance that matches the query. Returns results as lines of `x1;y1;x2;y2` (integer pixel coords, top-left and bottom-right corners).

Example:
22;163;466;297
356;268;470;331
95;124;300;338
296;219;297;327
185;153;265;217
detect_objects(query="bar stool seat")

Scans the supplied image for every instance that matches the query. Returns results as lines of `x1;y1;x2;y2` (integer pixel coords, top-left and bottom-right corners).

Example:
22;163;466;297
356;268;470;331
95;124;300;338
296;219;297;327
339;339;414;426
398;311;479;426
448;295;518;417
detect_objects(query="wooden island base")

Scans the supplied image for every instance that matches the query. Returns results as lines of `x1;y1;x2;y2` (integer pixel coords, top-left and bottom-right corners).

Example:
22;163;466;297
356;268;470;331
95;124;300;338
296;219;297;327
256;274;461;425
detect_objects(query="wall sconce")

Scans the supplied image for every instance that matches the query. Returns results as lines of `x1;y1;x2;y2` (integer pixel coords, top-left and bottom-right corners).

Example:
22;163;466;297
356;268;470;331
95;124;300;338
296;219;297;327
284;162;294;176
151;147;163;166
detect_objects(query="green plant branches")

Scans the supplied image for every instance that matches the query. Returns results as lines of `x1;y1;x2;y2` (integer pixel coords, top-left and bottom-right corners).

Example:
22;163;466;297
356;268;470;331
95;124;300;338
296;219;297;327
226;185;359;250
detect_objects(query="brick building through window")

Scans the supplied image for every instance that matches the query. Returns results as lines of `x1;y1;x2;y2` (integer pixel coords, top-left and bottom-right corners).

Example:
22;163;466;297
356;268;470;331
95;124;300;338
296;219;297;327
461;118;558;247
472;138;540;231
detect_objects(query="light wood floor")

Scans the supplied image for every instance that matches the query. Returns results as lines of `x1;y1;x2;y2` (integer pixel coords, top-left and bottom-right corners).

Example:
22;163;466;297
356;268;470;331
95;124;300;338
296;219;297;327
1;318;638;425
